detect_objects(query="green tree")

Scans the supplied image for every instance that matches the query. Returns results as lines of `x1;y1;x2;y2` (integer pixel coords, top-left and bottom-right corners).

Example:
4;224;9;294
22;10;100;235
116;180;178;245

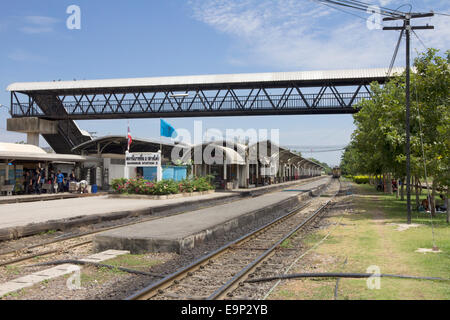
344;48;449;223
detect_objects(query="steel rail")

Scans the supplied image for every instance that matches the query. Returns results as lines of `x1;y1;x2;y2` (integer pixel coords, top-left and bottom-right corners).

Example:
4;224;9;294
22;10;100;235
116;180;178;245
0;200;238;267
0;177;324;267
127;181;339;300
0;240;92;267
126;200;314;300
208;196;335;300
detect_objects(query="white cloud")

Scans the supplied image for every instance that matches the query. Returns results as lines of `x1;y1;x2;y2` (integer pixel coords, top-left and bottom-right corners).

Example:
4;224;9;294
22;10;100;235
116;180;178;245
20;15;59;34
8;49;46;62
189;0;450;70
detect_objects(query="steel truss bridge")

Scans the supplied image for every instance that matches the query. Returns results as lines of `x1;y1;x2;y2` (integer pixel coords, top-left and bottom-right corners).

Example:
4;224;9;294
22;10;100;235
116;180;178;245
6;67;403;153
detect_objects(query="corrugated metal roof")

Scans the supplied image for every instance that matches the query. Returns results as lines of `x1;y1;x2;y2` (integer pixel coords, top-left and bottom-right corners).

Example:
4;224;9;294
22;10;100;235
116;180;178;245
0;142;96;162
6;67;405;92
0;143;47;154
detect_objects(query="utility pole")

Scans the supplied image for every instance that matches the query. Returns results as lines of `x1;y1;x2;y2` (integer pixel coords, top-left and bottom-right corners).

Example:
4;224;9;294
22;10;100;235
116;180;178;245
383;13;434;224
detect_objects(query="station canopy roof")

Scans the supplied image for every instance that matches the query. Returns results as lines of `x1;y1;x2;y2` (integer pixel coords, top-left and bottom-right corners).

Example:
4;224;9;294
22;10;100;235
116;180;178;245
181;141;246;165
72;135;188;155
7;67;405;95
0;142;95;162
181;140;323;169
248;141;323;169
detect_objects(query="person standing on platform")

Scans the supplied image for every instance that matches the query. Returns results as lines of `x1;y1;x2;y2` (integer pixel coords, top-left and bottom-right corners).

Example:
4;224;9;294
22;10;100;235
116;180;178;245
69;170;77;182
24;171;31;194
49;170;55;193
32;169;39;194
39;168;46;194
34;168;41;194
56;170;65;193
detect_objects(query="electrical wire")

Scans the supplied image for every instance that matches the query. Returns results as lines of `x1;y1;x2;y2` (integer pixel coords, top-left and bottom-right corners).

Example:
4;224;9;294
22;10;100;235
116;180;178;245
249;272;450;283
433;12;450;17
317;0;405;17
412;30;430;51
263;204;346;300
309;0;386;28
29;259;164;278
387;28;405;77
412;48;437;250
340;0;410;15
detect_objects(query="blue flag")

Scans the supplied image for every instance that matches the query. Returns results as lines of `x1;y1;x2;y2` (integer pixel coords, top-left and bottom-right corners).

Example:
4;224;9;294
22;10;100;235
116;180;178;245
160;119;177;138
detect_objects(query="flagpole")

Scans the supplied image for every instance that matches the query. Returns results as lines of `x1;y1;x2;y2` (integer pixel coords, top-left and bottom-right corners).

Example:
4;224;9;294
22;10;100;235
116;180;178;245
159;118;162;182
124;120;130;179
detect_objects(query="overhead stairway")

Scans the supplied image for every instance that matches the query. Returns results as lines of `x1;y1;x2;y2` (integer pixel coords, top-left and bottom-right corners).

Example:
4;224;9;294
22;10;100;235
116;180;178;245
32;94;92;154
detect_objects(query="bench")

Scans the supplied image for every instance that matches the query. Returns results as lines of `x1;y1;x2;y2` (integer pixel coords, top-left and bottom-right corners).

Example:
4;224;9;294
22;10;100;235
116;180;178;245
1;185;14;196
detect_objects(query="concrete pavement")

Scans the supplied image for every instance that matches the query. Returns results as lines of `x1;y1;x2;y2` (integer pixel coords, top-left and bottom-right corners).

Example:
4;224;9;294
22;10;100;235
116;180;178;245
94;177;331;254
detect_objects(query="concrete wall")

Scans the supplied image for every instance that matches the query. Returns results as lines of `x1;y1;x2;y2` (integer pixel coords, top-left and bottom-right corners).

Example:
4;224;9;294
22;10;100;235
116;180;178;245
7;118;58;134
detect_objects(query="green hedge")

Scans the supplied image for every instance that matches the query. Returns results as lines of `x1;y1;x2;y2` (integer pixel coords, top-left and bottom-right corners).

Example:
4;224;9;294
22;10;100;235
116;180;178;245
352;175;370;184
111;177;215;195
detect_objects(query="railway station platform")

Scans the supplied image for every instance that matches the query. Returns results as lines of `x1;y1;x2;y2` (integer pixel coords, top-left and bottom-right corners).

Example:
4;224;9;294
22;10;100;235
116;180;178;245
94;177;331;254
0;177;325;241
0;191;239;241
0;192;105;205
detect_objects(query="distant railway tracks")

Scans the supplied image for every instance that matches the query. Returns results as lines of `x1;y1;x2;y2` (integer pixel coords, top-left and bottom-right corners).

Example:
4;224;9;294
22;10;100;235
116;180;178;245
0;178;326;269
128;180;341;300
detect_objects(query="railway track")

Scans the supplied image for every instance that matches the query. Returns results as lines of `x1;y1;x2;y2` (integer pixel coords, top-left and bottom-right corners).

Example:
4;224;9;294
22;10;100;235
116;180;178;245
127;179;341;300
0;178;326;268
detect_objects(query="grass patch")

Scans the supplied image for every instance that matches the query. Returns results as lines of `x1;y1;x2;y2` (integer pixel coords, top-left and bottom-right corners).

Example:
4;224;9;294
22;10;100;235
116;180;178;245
104;254;162;271
39;229;57;236
5;265;21;275
270;183;450;300
77;254;164;286
1;289;25;299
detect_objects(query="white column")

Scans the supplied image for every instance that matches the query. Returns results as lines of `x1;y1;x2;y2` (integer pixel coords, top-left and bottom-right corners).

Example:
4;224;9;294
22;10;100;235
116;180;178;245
157;150;162;182
246;162;250;188
224;163;228;189
5;161;9;184
124;152;129;179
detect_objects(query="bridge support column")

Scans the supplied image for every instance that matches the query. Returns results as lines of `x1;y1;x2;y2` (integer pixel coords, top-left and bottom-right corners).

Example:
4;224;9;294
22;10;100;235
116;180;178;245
7;118;58;147
26;133;40;146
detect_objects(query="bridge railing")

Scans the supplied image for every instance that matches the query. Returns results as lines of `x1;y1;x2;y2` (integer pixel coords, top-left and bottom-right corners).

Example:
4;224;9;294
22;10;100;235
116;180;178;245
11;92;371;118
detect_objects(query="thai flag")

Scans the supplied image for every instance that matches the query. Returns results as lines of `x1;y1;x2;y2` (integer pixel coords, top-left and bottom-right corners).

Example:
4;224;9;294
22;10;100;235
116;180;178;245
127;124;132;151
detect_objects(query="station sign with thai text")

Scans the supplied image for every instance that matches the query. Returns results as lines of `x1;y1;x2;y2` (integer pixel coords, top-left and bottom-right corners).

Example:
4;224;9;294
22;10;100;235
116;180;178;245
125;152;161;167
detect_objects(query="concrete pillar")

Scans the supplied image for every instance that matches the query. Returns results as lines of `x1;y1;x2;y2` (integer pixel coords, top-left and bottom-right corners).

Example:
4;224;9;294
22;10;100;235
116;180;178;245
5;162;9;185
224;163;227;188
236;164;240;188
246;162;250;188
8;118;58;147
27;133;40;146
256;161;259;187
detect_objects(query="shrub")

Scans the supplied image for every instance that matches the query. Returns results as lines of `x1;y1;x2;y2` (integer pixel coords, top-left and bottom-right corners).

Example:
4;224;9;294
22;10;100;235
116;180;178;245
353;175;370;184
111;177;215;195
152;180;179;195
192;176;215;191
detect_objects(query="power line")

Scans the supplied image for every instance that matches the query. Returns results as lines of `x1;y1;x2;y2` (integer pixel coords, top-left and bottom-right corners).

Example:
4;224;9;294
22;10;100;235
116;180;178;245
313;0;437;225
294;148;346;153
387;28;405;77
317;0;407;17
340;0;408;14
309;0;385;28
433;12;450;17
412;30;430;51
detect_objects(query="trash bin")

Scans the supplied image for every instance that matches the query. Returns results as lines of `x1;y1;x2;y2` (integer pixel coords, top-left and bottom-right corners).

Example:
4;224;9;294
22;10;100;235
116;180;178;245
91;184;98;194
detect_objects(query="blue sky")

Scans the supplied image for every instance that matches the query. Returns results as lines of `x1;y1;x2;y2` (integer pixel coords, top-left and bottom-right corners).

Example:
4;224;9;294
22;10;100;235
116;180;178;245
0;0;449;166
